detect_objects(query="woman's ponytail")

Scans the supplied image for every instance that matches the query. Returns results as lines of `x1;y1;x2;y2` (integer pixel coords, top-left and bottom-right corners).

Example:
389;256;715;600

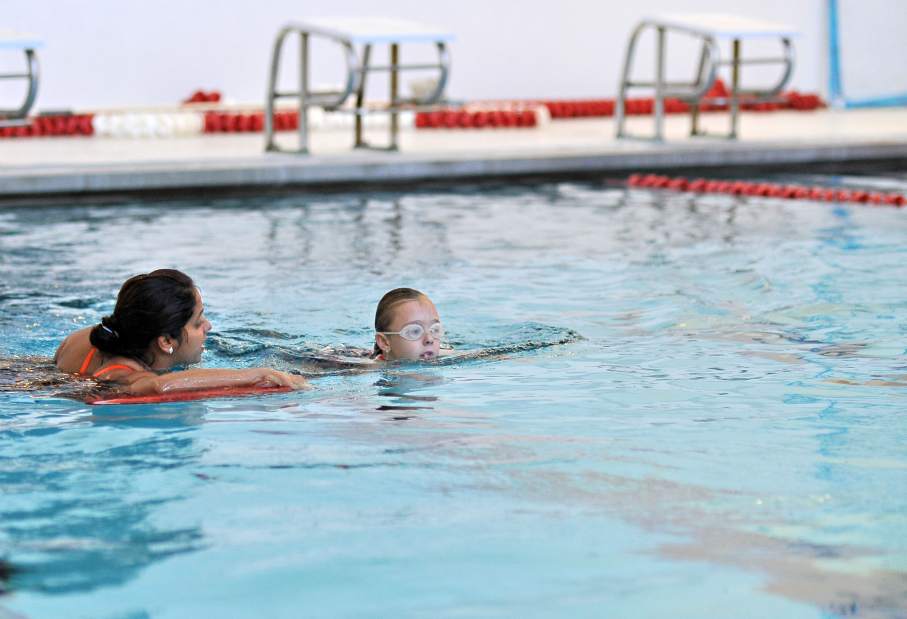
89;315;123;353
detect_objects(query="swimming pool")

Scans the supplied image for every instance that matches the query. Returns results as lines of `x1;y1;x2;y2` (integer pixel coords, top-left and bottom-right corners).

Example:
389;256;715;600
2;175;906;618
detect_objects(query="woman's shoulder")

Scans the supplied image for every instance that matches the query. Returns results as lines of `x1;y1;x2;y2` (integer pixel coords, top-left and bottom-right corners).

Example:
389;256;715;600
55;327;145;379
54;327;93;371
57;326;91;349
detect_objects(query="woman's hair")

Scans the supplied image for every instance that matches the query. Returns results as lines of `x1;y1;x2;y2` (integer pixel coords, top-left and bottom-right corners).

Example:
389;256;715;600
373;287;426;357
89;269;197;365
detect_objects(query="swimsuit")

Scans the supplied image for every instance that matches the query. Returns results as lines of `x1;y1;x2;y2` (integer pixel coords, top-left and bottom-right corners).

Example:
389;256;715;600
78;347;137;379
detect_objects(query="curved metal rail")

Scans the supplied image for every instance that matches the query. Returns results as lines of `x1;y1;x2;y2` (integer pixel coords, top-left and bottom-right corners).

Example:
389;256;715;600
615;15;796;141
265;20;452;154
0;46;40;127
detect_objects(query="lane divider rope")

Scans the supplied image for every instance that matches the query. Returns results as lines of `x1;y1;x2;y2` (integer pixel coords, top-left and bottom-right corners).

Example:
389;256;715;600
0;80;827;139
627;173;905;207
416;79;824;129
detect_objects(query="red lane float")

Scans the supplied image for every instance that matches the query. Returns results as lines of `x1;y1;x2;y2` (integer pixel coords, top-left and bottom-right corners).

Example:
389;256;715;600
87;385;294;405
0;79;827;139
0;113;95;139
497;79;823;123
626;174;906;207
414;107;539;129
415;79;824;128
182;89;222;104
204;111;291;134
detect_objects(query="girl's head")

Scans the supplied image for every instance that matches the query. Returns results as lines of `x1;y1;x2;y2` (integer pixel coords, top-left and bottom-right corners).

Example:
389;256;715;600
373;288;442;361
89;269;212;368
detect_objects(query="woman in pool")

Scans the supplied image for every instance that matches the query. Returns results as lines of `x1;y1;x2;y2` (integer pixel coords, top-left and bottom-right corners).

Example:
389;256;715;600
55;269;308;394
372;288;447;362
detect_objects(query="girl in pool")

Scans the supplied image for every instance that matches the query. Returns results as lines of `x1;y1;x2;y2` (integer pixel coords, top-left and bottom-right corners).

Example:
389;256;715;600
372;288;447;362
55;269;308;394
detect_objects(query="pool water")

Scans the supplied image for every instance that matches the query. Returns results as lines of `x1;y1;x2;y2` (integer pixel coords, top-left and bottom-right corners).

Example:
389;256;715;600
1;176;906;618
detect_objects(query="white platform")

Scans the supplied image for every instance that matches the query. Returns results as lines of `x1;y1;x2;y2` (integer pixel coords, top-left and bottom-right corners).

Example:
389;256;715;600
644;13;798;39
285;17;454;45
0;29;43;50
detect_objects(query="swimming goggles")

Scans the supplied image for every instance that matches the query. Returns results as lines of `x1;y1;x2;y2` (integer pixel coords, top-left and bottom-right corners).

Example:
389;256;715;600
378;322;444;341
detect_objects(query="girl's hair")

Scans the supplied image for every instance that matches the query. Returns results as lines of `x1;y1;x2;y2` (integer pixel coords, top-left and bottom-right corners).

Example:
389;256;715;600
89;269;197;365
373;287;426;357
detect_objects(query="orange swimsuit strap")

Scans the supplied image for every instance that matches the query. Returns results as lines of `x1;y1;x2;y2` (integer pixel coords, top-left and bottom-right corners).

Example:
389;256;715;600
93;364;136;379
78;347;97;375
79;347;137;378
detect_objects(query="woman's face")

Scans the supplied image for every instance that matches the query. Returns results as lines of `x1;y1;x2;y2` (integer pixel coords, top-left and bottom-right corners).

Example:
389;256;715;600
377;297;442;361
173;290;211;365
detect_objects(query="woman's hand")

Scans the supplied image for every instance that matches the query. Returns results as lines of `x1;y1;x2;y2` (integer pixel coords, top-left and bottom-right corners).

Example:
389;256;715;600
252;369;310;390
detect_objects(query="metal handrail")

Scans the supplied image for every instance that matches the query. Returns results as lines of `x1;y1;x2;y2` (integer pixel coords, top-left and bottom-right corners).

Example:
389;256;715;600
764;38;795;99
418;42;450;106
616;22;718;139
615;17;795;141
265;25;360;152
0;48;40;125
265;22;451;154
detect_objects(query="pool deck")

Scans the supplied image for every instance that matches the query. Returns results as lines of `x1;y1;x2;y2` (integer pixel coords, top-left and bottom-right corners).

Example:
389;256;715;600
2;107;907;201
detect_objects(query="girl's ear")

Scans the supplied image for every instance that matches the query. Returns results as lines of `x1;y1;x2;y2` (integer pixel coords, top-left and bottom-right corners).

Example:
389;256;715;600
375;333;390;354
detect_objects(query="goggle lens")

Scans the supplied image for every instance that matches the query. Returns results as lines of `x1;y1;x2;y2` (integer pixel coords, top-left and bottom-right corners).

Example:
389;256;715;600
396;323;444;341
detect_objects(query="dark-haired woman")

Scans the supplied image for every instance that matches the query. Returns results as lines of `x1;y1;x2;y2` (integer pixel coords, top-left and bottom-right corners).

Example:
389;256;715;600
55;269;308;394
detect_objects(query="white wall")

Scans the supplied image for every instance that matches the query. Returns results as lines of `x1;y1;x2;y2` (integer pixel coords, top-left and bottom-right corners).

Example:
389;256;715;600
3;0;884;112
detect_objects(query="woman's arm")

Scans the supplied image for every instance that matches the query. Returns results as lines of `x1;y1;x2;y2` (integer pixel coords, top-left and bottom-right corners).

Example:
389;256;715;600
115;367;309;395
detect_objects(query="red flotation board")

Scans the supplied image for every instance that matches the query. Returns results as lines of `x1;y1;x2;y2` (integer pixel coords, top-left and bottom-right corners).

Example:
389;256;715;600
87;385;294;405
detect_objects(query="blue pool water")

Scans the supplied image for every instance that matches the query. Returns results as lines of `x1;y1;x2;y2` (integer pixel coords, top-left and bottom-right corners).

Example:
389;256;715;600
1;177;906;618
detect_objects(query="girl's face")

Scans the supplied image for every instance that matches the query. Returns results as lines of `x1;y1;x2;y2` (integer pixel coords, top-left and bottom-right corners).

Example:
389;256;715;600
377;297;442;361
172;290;212;365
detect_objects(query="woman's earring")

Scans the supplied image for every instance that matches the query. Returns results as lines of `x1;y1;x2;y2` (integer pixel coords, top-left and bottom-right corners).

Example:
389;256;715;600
168;346;174;354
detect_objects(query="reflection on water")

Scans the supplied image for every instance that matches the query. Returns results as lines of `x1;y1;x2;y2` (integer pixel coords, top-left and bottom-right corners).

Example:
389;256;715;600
1;176;907;616
660;528;907;618
0;421;205;595
0;560;16;595
374;373;442;417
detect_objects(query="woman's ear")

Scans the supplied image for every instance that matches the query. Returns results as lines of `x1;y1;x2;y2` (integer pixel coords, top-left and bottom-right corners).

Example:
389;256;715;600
156;335;175;355
375;333;390;354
